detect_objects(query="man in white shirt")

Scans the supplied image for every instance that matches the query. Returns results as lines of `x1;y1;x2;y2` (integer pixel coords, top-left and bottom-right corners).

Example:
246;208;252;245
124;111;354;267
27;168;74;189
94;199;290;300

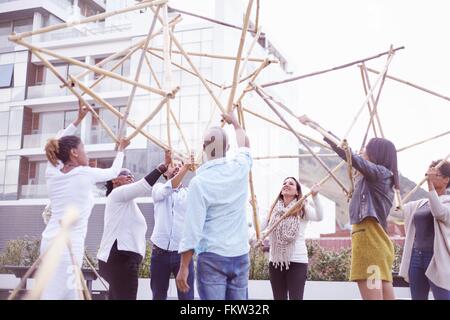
150;156;194;300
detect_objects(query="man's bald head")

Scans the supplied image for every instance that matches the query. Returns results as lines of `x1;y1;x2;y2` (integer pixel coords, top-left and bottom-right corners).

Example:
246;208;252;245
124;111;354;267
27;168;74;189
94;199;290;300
203;126;229;160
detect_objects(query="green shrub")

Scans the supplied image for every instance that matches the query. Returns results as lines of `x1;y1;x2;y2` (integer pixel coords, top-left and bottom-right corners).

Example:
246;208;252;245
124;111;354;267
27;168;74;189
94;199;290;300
0;236;41;273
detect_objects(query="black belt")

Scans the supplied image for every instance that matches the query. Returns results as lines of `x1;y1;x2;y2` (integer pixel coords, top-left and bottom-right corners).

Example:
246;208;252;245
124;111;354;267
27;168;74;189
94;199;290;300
152;244;178;254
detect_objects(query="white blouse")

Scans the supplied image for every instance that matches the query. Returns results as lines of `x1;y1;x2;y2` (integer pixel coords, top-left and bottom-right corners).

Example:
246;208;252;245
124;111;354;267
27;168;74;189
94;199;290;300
43;124;124;244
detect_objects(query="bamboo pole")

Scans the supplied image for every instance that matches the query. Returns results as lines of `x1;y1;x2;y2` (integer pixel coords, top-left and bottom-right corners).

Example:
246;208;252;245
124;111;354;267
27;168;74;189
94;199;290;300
8;0;168;41
148;50;223;88
397;130;450;152
147;47;271;63
169;29;227;114
255;0;260;33
7;255;43;300
239;27;262;80
64;41;142;88
366;68;450;102
259;161;347;241
26;207;79;300
15;39;172;97
361;63;386;138
243;107;332;150
359;64;378;139
118;5;161;139
235;59;271;105
81;44;140;96
226;0;254;113
259;46;405;89
254;154;338;160
343;48;395;141
167;5;258;36
32;51;119;144
66;240;91;300
401;153;450;206
145;52;190;154
71;14;182;90
126;92;178;141
253;83;350;195
70;75;185;157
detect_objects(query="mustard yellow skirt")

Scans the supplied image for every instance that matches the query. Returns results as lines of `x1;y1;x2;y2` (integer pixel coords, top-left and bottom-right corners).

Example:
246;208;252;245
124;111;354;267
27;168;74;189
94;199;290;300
350;217;394;282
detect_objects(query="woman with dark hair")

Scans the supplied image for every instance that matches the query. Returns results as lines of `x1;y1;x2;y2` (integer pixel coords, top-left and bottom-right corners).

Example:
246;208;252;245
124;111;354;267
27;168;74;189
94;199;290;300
97;150;172;300
299;115;400;300
41;102;129;300
260;177;323;300
390;160;450;299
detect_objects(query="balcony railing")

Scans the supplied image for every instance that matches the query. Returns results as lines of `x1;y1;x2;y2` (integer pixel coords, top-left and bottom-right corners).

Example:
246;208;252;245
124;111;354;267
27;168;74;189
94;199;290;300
27;80;131;99
20;184;47;199
23;133;57;148
41;22;133;42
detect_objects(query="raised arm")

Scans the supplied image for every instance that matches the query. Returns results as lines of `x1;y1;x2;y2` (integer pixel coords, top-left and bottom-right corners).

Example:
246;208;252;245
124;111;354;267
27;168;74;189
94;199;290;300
304;185;324;222
221;112;250;148
87;139;129;183
59;100;89;137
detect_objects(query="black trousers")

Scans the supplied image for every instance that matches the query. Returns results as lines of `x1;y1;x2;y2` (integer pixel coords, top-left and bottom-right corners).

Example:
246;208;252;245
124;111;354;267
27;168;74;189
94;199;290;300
99;241;142;300
269;262;308;300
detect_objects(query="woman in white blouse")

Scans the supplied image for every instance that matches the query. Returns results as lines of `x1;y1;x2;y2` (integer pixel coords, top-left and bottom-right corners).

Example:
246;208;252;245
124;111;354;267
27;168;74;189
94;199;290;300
260;177;323;300
42;103;129;300
97;150;171;300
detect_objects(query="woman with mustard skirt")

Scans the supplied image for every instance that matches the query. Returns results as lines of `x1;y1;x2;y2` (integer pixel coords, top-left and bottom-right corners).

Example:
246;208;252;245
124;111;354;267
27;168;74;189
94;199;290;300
298;115;400;300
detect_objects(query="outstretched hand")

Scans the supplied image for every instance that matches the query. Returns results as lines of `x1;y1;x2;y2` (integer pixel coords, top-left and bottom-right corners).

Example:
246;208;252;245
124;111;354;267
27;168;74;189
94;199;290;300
74;100;89;126
311;184;321;196
164;149;172;167
117;138;130;152
221;112;239;126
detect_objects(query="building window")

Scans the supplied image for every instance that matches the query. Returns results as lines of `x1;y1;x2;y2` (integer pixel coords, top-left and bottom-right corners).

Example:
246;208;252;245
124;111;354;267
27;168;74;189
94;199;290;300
35;65;45;85
0;64;14;88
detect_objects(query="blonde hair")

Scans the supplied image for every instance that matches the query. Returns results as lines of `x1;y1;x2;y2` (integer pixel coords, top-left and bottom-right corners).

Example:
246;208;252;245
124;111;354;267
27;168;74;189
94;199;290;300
45;138;60;167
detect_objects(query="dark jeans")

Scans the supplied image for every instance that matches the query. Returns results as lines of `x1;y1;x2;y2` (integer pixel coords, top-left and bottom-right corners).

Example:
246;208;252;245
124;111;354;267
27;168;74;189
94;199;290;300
408;248;450;300
196;252;249;300
150;245;194;300
98;241;142;300
269;262;308;300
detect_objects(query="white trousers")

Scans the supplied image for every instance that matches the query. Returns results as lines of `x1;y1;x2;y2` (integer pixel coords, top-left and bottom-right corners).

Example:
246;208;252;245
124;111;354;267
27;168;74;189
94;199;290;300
39;237;84;300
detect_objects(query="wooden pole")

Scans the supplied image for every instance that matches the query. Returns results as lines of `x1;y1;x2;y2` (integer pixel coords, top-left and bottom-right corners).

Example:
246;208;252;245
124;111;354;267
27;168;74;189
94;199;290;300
361;63;386;138
32;51;119;143
15;39;172;97
25;207;79;300
148;50;223;89
343;48;395;141
366;68;450;102
397;130;450;152
401;153;450;205
118;5;162;139
258;46;405;89
238;27;262;80
358;64;378;139
126;92;178;141
226;0;254;113
234;59;271;106
169;29;227;114
254;154;338;160
253;84;350;195
167;5;258;36
145;52;190;154
8;0;168;41
147;47;271;63
81;44;140;96
255;0;260;33
259;161;347;241
70;14;181;86
70;75;185;157
243;107;332;150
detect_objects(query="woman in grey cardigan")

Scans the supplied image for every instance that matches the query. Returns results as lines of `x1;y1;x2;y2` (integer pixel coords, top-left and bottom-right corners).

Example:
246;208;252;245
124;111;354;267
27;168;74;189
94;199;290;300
390;160;450;300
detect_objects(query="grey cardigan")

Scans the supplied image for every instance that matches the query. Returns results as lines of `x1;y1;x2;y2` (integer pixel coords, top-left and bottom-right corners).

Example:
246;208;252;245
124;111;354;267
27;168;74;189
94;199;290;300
390;191;450;290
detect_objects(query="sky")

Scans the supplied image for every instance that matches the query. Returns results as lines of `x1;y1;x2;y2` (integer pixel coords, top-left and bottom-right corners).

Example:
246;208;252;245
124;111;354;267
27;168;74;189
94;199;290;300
257;0;450;184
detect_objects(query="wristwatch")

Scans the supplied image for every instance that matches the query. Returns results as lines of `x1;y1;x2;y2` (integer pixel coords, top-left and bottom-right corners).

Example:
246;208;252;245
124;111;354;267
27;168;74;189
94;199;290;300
157;163;168;174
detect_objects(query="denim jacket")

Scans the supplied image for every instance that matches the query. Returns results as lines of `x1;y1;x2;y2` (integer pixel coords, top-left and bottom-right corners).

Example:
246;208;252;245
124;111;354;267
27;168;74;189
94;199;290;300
325;138;394;230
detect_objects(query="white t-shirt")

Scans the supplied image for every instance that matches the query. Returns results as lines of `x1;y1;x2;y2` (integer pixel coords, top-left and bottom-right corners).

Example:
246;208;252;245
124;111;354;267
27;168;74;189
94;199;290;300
97;179;151;262
43;124;124;244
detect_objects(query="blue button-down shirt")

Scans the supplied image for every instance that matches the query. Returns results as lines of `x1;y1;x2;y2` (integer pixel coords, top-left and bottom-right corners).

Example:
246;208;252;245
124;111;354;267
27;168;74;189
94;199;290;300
178;147;252;257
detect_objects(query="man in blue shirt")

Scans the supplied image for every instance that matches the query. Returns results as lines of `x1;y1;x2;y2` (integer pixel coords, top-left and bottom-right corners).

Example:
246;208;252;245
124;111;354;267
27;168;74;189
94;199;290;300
176;112;252;300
